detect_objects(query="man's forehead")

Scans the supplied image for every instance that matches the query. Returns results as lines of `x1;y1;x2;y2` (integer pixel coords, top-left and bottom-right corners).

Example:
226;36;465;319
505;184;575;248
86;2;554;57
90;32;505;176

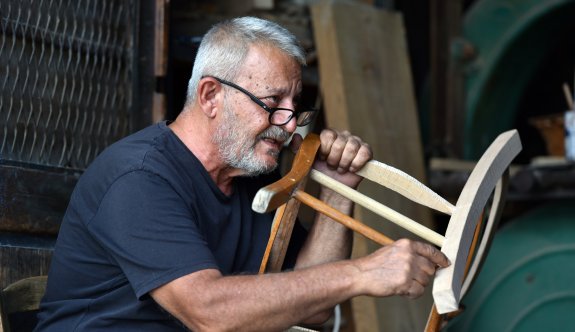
239;44;301;78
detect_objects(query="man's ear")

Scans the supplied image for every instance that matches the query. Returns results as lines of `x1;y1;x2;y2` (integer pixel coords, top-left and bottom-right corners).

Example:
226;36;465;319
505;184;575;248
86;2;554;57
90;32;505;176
197;77;223;118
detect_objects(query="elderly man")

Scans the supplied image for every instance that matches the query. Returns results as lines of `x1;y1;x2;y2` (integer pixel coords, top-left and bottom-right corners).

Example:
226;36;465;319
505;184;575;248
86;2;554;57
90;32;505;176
36;17;447;331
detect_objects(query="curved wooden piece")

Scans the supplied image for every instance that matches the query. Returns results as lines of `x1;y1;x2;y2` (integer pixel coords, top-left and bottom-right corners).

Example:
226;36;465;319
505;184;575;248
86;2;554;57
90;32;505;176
460;170;509;298
356;160;455;215
432;130;521;314
257;134;321;273
425;171;509;331
252;134;321;214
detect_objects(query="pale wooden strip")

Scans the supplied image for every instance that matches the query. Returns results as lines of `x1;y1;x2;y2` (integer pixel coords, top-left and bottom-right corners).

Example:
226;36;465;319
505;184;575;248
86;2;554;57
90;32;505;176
433;130;522;314
311;2;434;330
310;170;444;247
357;160;455;215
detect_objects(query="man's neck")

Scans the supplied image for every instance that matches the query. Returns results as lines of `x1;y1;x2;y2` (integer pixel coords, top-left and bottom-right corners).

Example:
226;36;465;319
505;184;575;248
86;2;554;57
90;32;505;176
169;112;243;195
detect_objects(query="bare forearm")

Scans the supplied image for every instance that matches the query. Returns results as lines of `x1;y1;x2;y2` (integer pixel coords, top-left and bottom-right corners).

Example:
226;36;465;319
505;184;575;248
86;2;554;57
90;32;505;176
155;262;360;332
295;188;354;269
153;238;451;332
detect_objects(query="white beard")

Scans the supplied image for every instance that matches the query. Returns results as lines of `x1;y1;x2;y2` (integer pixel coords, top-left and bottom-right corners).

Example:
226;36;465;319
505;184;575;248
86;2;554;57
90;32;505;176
212;103;290;176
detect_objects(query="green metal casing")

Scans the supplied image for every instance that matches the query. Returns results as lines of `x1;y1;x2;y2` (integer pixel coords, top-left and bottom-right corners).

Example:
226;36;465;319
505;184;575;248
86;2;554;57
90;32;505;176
446;200;575;331
462;0;575;159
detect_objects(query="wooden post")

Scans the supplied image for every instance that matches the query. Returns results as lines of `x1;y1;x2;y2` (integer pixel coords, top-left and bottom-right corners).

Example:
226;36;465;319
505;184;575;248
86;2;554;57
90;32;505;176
153;0;169;123
429;0;464;157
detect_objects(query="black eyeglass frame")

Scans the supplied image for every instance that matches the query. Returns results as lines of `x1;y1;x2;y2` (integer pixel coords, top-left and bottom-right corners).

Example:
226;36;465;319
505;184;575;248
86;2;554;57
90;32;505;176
202;75;317;127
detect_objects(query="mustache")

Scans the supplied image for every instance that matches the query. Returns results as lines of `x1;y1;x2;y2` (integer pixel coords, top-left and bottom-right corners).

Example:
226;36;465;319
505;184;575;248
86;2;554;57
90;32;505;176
257;126;291;142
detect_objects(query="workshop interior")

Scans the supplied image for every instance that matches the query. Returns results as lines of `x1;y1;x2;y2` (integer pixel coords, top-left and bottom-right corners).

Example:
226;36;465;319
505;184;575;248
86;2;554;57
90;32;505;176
1;0;575;331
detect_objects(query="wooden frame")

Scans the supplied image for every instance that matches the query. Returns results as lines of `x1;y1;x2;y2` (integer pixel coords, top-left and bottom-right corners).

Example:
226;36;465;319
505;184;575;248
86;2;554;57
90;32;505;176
253;130;521;318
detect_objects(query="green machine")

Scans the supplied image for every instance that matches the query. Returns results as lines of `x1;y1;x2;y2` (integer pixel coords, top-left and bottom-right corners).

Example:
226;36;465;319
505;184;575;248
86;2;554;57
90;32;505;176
447;200;575;331
444;0;575;330
462;0;575;160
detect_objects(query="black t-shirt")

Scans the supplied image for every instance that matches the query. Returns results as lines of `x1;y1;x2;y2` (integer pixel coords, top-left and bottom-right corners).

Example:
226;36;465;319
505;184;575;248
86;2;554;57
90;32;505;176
36;122;306;331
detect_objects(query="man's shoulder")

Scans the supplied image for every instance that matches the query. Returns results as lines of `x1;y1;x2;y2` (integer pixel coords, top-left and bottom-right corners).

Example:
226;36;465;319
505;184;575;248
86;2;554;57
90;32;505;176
91;122;173;172
75;123;176;191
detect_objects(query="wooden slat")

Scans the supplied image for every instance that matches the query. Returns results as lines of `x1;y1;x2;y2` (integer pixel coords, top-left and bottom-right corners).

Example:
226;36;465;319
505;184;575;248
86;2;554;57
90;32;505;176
356;160;455;215
0;163;78;235
154;0;169;77
0;243;53;289
310;170;444;246
311;2;436;330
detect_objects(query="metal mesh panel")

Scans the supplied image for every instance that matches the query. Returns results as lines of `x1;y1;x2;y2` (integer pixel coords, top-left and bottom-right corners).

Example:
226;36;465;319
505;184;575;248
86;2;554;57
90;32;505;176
0;0;137;169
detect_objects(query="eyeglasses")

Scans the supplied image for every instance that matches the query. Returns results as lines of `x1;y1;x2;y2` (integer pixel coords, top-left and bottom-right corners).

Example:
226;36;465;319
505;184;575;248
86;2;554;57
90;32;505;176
204;76;317;127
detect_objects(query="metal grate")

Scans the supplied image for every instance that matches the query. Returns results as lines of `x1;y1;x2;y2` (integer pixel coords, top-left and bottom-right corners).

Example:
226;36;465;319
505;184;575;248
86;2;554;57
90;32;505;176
0;0;138;170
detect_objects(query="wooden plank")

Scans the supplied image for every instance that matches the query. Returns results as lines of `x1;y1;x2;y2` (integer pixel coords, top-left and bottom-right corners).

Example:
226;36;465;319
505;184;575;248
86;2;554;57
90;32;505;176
154;0;169;77
0;241;53;289
311;2;436;330
0;163;78;235
429;0;464;156
152;0;169;122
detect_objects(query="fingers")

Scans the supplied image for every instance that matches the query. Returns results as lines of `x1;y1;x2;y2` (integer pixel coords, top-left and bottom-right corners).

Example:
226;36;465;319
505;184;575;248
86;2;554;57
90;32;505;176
319;129;372;173
410;240;450;268
357;239;450;299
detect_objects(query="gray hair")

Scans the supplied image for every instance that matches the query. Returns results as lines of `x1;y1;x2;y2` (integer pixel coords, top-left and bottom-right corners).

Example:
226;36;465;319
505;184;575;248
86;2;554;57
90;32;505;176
185;16;306;107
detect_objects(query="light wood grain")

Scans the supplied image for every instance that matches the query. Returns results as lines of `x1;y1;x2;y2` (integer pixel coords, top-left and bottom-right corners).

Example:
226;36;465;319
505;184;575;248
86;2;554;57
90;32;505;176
310;2;435;329
357;160;455;215
310;170;445;247
433;130;521;314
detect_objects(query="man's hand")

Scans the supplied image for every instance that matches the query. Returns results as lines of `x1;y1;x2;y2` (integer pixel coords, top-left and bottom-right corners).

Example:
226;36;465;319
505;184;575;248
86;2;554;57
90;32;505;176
290;129;372;189
354;239;450;299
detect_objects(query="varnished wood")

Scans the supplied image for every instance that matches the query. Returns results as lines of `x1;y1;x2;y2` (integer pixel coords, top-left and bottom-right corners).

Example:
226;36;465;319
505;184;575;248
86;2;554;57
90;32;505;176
259;186;306;273
252;135;321;214
258;135;321;273
259;204;288;274
425;305;442;332
293;191;393;246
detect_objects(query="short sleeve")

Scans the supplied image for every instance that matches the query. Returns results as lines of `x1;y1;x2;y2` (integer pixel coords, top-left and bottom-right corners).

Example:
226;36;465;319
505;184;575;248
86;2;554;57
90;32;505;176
87;170;218;298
